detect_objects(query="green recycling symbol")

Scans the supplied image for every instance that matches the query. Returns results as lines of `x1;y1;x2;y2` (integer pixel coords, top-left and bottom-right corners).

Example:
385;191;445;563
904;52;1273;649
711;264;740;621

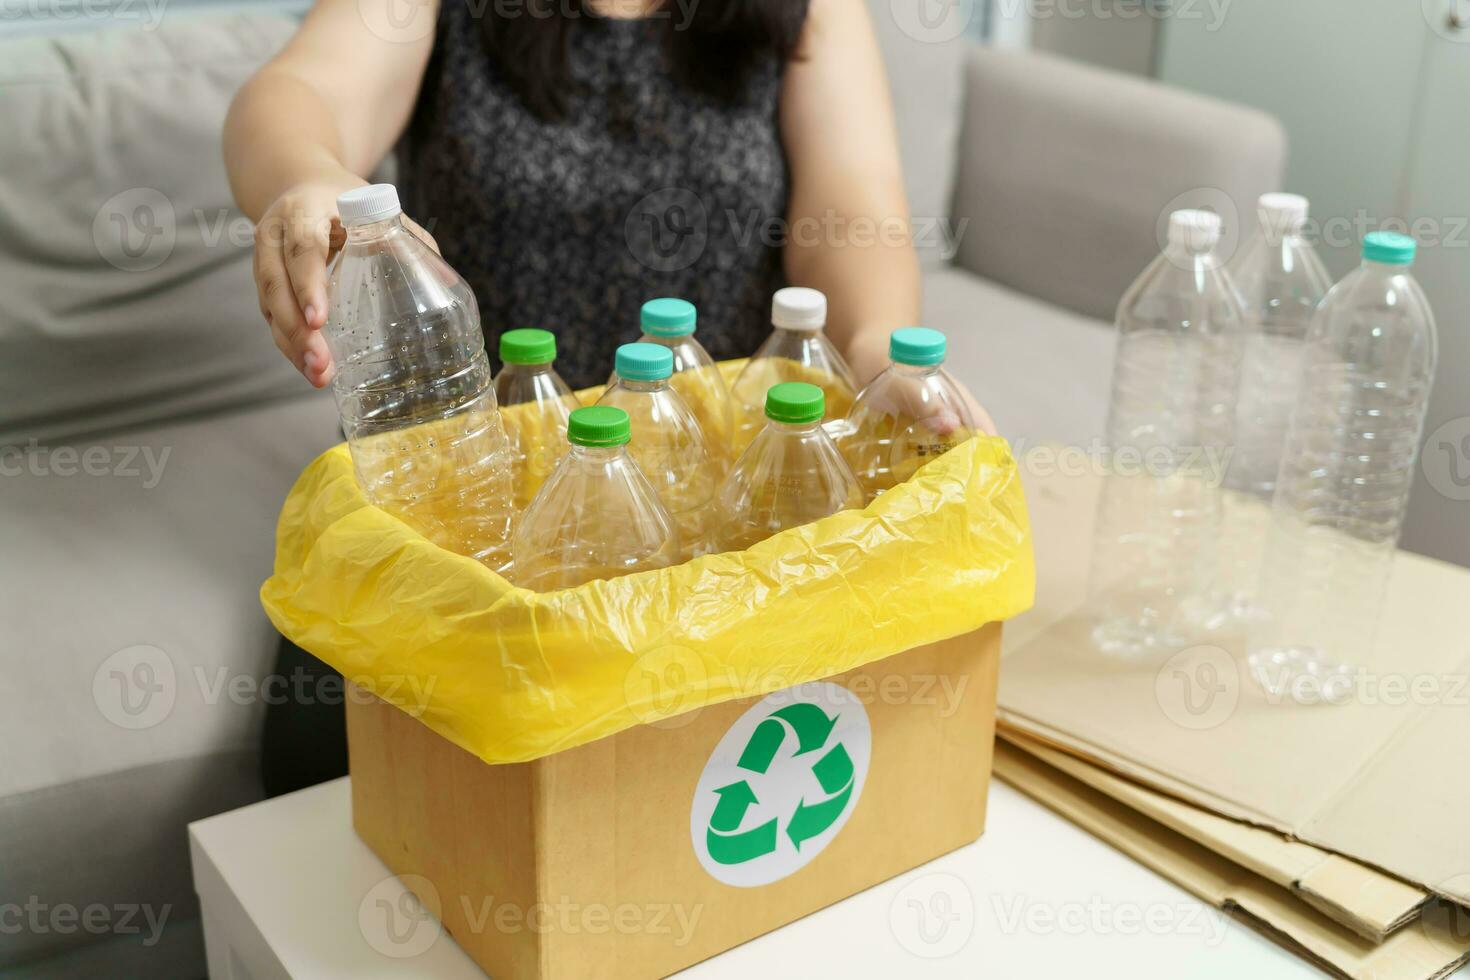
704;701;860;867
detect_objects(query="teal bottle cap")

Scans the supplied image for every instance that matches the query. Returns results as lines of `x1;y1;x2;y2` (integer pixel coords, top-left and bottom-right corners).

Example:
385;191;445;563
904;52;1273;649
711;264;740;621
567;406;630;448
499;328;557;365
1362;231;1416;266
765;382;825;425
615;343;674;382
640;298;697;337
889;327;947;366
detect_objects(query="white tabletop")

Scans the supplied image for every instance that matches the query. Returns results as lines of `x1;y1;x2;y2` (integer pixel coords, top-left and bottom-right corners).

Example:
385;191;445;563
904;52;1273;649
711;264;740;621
189;776;1320;979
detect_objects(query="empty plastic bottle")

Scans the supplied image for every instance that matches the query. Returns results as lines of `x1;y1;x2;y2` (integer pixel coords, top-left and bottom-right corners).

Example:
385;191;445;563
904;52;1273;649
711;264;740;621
730;288;858;452
1222;194;1332;621
495;328;580;508
631;298;735;455
1089;209;1244;656
1247;232;1437;700
510;406;679;591
841;327;977;501
596;343;721;561
716;382;864;553
324;184;515;571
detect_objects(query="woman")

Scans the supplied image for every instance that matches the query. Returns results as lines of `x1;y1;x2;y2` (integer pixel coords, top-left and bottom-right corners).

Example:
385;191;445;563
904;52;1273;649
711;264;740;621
227;0;991;793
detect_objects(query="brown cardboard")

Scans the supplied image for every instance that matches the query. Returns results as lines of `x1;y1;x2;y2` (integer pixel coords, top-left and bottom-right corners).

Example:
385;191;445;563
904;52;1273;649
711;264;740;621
993;741;1470;980
348;624;1001;980
1001;462;1470;907
999;729;1427;942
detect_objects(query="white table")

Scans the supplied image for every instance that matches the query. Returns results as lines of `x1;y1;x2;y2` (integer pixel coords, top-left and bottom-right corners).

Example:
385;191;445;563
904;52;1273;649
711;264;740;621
190;776;1318;979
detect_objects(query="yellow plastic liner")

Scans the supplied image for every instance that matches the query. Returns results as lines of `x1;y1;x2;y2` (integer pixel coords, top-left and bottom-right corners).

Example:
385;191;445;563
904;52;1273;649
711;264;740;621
260;364;1034;765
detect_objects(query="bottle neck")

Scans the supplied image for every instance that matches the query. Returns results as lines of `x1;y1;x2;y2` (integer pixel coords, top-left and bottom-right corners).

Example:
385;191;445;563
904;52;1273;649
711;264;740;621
504;361;555;376
890;361;942;379
343;213;405;243
616;377;670;394
767;418;824;436
568;443;627;464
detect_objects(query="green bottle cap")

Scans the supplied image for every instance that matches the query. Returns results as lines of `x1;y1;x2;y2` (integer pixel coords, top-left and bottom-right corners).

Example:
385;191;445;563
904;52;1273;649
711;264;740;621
889;327;947;366
499;329;557;366
615;343;674;382
566;406;630;448
1362;231;1416;266
640;298;697;337
765;382;825;425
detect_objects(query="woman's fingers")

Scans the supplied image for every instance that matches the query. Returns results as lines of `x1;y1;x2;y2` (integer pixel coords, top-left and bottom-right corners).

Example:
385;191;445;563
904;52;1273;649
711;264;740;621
284;206;334;332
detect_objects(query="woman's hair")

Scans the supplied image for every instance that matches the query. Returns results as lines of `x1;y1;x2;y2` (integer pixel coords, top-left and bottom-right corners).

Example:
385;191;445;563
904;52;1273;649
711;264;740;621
480;0;808;119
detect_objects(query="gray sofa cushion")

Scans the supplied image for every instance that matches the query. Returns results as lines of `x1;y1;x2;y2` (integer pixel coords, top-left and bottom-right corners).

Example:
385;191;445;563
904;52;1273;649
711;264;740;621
0;14;302;445
951;46;1286;321
921;264;1114;450
0;391;341;968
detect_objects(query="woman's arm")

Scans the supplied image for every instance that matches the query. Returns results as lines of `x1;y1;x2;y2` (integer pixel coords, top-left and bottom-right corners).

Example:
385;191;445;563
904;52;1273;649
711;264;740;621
224;0;437;385
779;0;918;382
780;0;993;433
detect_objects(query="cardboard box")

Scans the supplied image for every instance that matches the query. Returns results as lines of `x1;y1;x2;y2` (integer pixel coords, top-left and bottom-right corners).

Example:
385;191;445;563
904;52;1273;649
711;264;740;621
347;624;1001;979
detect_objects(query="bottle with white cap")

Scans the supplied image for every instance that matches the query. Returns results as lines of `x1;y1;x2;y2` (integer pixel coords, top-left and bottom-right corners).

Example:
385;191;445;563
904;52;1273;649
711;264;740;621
1248;231;1436;701
729;287;859;453
1222;193;1332;620
324;183;515;571
1089;208;1245;657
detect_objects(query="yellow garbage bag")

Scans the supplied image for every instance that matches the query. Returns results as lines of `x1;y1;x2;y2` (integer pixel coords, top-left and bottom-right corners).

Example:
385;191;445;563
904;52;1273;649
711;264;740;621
260;363;1034;765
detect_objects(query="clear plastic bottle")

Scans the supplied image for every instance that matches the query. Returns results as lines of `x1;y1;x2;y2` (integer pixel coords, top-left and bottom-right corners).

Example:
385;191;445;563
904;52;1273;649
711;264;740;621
716;382;864;553
1089;209;1244;656
494;328;581;509
596;343;721;561
841;327;977;501
1222;194;1332;621
729;288;858;453
324;184;515;571
630;298;735;456
1247;232;1437;699
510;406;679;591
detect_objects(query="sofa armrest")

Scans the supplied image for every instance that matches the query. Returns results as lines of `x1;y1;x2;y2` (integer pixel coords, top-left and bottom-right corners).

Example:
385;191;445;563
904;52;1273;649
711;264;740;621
949;47;1285;322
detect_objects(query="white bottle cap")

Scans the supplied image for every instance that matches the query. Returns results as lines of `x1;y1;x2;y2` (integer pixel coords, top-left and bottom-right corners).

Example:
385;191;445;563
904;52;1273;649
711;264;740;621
337;184;402;227
771;287;827;331
1167;209;1222;251
1257;192;1309;236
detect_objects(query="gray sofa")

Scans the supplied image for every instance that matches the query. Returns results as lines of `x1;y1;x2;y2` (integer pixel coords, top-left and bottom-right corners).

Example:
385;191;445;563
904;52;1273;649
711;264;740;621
0;9;1282;978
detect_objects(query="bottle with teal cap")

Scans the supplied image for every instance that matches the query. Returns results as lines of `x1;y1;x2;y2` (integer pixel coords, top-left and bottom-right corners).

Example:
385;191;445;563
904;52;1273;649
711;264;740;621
596;343;721;560
495;328;581;507
510;406;679;591
631;298;735;454
1247;230;1437;700
840;327;977;501
715;382;863;553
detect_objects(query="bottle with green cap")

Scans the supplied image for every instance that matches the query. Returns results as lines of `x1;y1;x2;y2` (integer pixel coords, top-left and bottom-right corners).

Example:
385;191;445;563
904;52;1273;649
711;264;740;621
729;288;859;455
510;406;679;591
629;298;735;454
494;329;581;507
714;381;863;553
839;327;977;501
596;343;721;561
1247;230;1437;700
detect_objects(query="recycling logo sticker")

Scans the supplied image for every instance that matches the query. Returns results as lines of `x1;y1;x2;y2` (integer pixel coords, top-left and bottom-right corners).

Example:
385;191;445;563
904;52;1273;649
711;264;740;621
690;682;871;888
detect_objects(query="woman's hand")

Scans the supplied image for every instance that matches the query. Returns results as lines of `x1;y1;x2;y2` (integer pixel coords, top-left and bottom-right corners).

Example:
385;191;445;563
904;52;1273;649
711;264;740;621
847;334;998;437
252;179;439;387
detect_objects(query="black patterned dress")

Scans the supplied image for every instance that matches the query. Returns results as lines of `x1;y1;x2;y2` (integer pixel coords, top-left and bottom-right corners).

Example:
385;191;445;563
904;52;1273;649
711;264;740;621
399;6;804;388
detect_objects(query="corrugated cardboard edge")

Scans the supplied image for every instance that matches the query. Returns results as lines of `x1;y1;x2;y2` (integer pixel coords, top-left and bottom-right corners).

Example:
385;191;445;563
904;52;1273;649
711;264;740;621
993;742;1470;980
998;728;1427;942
